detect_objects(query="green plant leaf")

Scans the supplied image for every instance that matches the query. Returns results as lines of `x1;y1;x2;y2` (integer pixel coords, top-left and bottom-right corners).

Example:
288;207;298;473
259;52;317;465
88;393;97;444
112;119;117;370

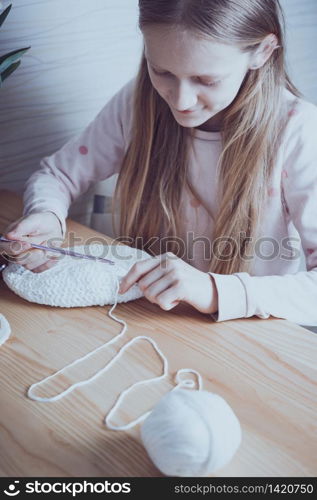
0;47;30;72
0;5;30;86
0;59;21;83
0;4;12;28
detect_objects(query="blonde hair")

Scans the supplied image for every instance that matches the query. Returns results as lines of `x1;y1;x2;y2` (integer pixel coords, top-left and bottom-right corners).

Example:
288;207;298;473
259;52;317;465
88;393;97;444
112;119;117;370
113;0;301;274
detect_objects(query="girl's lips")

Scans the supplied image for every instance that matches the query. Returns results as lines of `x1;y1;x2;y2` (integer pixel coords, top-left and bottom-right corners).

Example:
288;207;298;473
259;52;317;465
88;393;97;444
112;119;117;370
177;109;198;114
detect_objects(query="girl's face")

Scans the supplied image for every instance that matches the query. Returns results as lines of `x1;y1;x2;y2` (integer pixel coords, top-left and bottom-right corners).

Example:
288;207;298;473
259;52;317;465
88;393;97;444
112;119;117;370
143;26;253;132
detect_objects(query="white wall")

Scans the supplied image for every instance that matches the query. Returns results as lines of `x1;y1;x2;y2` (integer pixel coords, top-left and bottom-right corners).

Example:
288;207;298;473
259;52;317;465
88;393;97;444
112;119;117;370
280;0;317;102
0;0;316;231
0;0;142;226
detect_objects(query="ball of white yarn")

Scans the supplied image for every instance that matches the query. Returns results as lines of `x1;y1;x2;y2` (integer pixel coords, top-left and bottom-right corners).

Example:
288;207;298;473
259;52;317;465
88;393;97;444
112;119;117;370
140;389;241;477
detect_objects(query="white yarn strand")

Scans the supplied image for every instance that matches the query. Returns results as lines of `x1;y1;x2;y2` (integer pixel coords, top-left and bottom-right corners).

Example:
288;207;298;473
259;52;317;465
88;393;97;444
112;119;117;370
27;277;128;402
104;335;169;430
27;275;205;432
174;368;203;391
106;365;204;430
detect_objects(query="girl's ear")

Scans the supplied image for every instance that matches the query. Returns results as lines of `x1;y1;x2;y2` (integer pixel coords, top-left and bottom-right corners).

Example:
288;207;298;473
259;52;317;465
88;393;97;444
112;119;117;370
249;34;280;70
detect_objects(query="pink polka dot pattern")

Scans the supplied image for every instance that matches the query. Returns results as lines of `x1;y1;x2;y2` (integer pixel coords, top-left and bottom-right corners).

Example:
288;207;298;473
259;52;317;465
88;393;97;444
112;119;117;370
288;108;297;118
282;170;288;179
79;145;88;155
307;248;314;255
268;187;278;197
190;197;201;208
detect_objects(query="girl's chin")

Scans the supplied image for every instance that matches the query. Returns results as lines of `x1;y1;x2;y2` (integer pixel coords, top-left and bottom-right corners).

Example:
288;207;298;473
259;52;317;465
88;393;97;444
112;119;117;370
173;110;224;131
174;114;211;128
173;111;205;121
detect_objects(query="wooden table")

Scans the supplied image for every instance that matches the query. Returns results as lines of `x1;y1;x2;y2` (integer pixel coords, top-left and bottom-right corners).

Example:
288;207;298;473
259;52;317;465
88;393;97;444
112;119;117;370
0;189;316;477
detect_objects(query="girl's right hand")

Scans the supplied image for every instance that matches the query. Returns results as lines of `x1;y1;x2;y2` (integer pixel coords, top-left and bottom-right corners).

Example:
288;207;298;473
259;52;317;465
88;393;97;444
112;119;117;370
0;212;64;273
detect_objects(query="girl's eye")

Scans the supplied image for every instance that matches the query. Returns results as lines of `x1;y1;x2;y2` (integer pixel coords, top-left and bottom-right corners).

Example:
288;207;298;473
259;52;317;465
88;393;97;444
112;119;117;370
199;79;221;87
152;67;169;76
151;67;221;86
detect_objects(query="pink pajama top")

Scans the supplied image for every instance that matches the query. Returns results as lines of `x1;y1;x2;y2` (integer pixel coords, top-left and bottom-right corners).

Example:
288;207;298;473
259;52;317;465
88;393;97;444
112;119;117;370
23;78;317;326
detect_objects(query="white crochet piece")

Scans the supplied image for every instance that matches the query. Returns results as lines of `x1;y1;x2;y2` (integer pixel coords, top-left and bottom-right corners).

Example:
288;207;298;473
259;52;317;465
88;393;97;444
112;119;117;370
0;313;11;345
2;244;151;307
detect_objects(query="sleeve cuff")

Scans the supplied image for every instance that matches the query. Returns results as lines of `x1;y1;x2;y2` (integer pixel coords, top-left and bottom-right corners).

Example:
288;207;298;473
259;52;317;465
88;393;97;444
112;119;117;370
45;210;67;239
208;272;248;322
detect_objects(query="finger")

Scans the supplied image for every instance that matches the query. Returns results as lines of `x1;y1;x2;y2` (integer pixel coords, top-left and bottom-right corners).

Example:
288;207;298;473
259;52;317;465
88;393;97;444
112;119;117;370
31;258;59;273
14;249;50;269
5;217;42;239
119;256;160;294
144;274;174;305
3;217;27;238
0;239;31;257
156;284;183;311
4;219;60;247
138;266;166;292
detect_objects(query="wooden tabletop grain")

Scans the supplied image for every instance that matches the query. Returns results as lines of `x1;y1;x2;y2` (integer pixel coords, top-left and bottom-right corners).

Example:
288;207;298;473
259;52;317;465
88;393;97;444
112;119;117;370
0;189;316;477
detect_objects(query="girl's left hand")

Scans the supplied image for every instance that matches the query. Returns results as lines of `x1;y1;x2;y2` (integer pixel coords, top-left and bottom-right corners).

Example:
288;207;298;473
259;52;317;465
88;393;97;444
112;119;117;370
118;252;218;314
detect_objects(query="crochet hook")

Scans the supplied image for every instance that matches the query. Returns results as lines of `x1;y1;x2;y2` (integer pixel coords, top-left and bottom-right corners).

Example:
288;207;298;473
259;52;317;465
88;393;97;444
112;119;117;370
0;236;115;265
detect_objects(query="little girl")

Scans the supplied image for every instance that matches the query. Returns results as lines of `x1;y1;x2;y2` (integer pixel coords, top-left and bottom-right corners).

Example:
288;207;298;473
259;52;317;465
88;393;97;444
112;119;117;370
1;0;317;325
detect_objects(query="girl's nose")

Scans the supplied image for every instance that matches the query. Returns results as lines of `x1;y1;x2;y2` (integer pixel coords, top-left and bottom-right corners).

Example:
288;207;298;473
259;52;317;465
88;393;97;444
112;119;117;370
170;81;197;112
